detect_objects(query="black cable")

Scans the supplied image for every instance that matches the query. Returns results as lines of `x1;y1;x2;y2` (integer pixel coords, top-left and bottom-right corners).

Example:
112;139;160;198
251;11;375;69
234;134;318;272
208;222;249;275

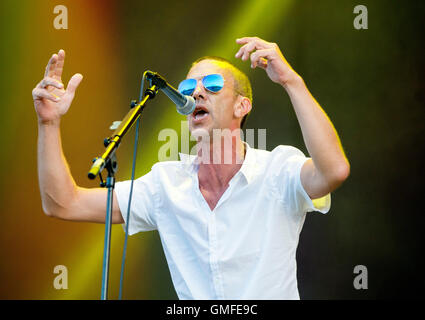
118;72;147;300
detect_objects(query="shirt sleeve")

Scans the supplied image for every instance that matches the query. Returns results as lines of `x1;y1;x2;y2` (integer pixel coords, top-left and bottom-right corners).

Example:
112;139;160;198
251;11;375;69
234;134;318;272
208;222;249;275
114;170;158;235
271;145;331;215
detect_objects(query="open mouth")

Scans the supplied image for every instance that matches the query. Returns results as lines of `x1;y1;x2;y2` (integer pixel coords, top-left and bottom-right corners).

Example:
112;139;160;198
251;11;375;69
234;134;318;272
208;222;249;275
192;106;209;121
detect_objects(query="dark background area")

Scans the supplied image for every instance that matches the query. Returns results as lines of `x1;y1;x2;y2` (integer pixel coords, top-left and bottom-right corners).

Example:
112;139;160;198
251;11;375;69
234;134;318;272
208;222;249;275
0;0;423;299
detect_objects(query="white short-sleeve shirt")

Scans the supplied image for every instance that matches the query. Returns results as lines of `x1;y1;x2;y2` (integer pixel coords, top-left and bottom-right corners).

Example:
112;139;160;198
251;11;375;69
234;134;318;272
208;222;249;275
114;143;330;300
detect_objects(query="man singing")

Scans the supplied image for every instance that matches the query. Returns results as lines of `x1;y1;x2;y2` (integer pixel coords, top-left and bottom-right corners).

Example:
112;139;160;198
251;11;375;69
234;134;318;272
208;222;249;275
33;36;349;299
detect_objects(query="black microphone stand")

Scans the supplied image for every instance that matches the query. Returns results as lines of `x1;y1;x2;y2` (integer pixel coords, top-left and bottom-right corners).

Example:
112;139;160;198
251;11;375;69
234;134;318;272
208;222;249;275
87;81;158;300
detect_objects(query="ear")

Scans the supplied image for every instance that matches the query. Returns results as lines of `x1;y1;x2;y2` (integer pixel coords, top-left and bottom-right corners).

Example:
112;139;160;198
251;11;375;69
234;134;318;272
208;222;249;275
233;96;252;120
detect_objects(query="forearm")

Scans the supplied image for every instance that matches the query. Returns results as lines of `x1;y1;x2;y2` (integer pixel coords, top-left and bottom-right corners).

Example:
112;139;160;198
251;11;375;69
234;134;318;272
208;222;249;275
37;119;78;217
284;76;350;183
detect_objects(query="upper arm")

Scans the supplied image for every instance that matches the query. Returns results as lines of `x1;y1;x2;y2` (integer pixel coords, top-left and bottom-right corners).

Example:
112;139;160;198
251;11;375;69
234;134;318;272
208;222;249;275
54;186;124;224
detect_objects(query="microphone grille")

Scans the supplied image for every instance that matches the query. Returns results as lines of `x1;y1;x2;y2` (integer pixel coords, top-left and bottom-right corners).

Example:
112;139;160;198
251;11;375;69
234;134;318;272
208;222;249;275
177;96;196;115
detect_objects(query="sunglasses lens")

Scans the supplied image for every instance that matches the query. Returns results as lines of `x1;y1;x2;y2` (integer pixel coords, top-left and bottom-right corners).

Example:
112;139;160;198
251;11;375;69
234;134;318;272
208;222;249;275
203;74;224;93
178;78;197;96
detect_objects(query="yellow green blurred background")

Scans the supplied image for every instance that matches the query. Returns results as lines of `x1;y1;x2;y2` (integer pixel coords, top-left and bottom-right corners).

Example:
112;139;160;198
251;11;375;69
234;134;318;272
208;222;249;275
0;0;424;299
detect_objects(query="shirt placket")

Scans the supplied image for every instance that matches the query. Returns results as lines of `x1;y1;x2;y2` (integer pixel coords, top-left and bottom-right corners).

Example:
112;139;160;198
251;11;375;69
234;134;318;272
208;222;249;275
191;172;224;299
207;212;225;299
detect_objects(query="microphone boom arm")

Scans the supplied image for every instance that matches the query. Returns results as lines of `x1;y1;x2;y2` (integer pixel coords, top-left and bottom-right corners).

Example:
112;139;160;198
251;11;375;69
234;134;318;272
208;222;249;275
88;84;158;180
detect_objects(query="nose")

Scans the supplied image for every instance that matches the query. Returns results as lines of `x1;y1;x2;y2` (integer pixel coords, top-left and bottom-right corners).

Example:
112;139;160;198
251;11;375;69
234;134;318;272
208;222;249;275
192;79;205;100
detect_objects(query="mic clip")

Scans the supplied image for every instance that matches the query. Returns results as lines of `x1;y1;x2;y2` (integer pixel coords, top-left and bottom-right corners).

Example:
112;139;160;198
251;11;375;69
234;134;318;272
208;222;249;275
146;71;167;90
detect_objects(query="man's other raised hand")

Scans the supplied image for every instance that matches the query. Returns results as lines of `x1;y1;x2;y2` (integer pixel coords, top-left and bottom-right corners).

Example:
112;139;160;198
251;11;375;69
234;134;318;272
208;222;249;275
32;49;83;124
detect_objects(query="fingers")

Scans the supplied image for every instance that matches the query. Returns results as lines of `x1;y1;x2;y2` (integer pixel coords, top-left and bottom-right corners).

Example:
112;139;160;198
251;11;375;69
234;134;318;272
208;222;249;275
38;77;64;90
236;42;258;61
32;87;60;102
253;57;268;70
235;37;270;60
54;49;65;80
37;51;81;102
44;49;65;80
235;37;280;68
250;48;274;69
236;37;265;45
66;73;83;94
44;54;58;77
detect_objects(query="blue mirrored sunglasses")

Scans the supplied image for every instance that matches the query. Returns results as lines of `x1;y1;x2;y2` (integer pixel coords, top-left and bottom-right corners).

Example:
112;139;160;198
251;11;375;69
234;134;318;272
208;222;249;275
178;74;224;96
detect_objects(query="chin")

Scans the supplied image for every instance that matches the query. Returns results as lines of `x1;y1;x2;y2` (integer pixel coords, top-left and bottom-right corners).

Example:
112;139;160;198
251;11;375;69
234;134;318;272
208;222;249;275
190;126;212;142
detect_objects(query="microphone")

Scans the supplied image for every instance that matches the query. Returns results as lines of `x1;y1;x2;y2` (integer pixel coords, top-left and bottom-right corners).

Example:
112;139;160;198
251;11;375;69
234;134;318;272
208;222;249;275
146;71;196;115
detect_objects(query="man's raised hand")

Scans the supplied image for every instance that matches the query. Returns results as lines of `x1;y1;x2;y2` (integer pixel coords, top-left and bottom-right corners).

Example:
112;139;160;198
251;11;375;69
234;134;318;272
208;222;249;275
235;37;300;87
32;49;83;124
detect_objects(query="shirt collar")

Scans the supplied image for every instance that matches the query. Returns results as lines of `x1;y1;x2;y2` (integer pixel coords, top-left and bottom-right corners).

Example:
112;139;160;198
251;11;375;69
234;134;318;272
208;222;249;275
239;142;257;184
179;141;257;184
178;152;199;175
